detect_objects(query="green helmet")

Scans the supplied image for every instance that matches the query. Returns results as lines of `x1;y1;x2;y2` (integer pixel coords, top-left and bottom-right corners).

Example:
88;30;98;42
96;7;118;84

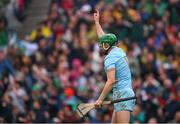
98;33;117;45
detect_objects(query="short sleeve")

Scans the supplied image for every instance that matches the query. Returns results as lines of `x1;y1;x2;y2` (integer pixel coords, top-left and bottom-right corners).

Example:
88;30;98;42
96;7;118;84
104;57;115;71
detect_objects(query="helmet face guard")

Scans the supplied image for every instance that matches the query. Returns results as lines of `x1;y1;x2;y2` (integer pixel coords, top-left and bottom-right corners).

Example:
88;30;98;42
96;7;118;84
98;33;117;55
98;42;116;55
98;43;109;55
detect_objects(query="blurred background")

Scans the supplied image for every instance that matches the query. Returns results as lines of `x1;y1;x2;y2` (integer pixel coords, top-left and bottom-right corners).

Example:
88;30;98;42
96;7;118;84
0;0;180;123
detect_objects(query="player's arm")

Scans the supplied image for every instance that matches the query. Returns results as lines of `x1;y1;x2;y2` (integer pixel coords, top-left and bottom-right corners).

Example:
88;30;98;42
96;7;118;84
94;9;105;38
95;68;115;107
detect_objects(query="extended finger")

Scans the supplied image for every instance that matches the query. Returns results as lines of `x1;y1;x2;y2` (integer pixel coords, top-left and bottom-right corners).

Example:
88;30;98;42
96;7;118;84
96;9;99;14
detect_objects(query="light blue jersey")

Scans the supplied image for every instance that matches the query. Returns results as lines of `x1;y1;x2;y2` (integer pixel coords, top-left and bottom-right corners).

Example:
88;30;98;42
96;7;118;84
104;46;135;112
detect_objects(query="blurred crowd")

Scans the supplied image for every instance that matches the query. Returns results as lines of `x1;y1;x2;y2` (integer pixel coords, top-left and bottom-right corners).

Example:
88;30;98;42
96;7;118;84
0;0;180;123
0;0;29;31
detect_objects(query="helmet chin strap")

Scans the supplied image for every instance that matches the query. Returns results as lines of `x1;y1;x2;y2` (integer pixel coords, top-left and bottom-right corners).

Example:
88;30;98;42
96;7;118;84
101;49;108;55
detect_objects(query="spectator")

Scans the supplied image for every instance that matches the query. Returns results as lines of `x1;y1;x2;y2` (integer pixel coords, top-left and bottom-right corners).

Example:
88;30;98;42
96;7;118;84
130;104;145;123
174;111;180;123
0;47;16;76
148;117;158;124
0;16;8;47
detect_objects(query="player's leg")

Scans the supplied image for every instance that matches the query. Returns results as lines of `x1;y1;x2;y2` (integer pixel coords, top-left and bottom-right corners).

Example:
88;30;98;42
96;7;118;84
111;111;116;123
112;89;135;123
115;110;130;123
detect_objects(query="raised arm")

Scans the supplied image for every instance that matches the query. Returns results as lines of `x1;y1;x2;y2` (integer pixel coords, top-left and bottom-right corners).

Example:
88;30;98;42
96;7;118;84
94;9;105;38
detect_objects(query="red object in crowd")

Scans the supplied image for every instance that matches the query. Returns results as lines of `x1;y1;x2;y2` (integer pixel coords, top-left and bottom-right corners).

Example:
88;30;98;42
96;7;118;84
158;97;165;107
64;87;75;98
17;0;25;10
62;0;74;11
166;26;179;44
55;25;64;37
177;97;180;102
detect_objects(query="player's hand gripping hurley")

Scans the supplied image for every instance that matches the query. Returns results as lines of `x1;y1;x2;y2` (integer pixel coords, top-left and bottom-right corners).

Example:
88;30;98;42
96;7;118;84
77;96;137;118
